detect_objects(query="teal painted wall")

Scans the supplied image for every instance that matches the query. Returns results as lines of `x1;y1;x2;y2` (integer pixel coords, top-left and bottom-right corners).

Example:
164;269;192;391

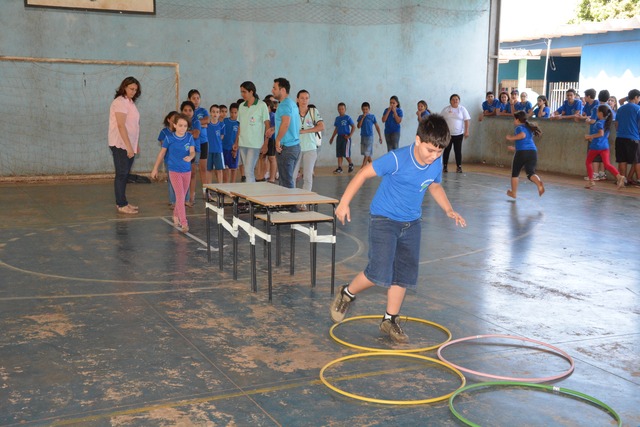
0;1;491;176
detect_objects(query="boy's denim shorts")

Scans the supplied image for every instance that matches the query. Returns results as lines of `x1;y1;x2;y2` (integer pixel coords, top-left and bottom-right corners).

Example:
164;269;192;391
361;135;373;156
364;215;421;289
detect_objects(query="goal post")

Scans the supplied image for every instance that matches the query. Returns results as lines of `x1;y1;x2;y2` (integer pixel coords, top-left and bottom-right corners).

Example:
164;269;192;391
0;56;179;177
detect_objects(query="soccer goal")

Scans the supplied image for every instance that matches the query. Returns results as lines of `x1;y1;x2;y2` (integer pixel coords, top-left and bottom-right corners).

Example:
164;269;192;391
0;56;179;177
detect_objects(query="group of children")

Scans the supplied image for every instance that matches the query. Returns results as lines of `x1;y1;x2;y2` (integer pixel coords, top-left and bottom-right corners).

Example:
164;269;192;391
150;89;243;232
327;98;438;174
479;87;629;196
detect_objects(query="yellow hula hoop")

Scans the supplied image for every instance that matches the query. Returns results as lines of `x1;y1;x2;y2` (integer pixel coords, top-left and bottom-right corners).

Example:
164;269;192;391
329;315;452;353
319;352;466;405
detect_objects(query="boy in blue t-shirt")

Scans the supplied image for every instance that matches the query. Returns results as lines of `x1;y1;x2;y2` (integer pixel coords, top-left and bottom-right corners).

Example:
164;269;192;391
330;114;466;343
551;88;583;120
206;104;225;184
357;102;383;169
222;103;240;183
478;91;500;121
329;103;355;173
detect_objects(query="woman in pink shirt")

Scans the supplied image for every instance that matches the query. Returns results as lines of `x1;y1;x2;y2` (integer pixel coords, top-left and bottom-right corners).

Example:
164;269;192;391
108;77;141;214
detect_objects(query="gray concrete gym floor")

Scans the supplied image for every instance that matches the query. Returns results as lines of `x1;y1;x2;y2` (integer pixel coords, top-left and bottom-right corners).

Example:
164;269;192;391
0;165;638;426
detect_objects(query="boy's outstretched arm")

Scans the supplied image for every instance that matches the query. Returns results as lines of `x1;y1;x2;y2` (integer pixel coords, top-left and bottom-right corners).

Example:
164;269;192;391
428;183;466;227
335;163;377;225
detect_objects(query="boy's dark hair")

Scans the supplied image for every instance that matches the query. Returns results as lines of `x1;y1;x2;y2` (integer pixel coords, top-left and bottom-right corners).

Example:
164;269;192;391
229;102;239;111
598;90;610;103
597;104;613;132
114;76;141;102
209;104;219;111
187;89;200;99
584;88;596;99
338;102;346;109
514;111;542;137
628;89;640;100
566;88;577;95
486;91;494;97
163;111;178;127
274;77;291;94
361;102;370;109
180;100;195;111
219;104;227;110
416;114;450;149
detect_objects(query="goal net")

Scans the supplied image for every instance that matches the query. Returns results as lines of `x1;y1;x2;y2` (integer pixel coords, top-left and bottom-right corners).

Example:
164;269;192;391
0;58;178;177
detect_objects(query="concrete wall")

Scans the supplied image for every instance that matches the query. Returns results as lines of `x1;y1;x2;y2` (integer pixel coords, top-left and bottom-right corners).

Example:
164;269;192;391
467;116;618;176
0;1;492;176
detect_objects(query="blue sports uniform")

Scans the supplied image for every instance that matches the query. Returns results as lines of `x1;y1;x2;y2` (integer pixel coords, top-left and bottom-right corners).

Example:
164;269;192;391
163;132;195;173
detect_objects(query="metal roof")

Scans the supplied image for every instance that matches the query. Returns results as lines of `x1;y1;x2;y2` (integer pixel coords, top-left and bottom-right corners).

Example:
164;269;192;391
500;16;640;42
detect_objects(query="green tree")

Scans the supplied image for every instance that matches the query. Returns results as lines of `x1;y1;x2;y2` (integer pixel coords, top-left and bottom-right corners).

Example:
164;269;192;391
570;0;640;23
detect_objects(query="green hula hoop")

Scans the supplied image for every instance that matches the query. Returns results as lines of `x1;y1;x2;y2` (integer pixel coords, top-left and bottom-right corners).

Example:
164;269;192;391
448;381;622;426
320;351;466;405
329;315;452;353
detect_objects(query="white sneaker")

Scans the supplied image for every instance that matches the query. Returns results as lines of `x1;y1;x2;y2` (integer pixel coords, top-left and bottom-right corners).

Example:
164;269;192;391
598;172;607;180
584;173;599;181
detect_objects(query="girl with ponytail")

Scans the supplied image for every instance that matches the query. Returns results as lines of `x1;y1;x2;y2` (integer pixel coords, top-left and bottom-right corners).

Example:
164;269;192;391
584;105;626;189
505;111;545;198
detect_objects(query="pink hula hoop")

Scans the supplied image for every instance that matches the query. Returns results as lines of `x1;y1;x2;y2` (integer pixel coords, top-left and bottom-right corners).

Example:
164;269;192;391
437;334;575;382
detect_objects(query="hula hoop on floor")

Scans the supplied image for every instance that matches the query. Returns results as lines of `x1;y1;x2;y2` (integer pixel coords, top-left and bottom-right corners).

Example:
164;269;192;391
329;315;452;353
436;334;574;382
448;381;622;427
320;351;466;405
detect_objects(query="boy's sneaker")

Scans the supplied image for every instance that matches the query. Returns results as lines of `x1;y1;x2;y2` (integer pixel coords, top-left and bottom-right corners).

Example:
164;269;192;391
598;172;607;180
348;163;354;173
456;166;463;173
584;173;598;181
380;317;409;343
333;167;343;174
330;285;354;323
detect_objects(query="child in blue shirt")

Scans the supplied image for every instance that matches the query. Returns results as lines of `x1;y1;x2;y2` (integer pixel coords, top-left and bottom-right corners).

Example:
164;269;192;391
222;104;240;183
496;92;511;116
206;104;225;184
416;100;431;121
357;102;383;169
582;88;600;121
551;88;583;120
479;91;500;121
584;105;625;189
151;113;196;233
330;114;466;343
532;95;550;119
515;92;533;116
505;111;545;199
329;102;355;173
158;111;179;206
180;100;201;206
